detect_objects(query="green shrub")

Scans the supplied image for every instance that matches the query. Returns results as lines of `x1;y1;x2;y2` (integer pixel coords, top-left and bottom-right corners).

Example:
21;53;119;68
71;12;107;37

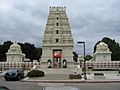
27;70;45;77
69;74;82;79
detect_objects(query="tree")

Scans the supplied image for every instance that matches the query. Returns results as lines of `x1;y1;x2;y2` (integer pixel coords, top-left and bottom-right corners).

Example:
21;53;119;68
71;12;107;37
73;52;78;62
0;41;13;61
84;55;93;61
35;48;42;61
18;42;40;61
94;37;120;61
0;44;2;61
18;42;42;61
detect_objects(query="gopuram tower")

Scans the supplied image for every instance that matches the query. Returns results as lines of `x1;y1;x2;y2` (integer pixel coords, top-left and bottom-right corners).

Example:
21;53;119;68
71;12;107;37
41;7;74;68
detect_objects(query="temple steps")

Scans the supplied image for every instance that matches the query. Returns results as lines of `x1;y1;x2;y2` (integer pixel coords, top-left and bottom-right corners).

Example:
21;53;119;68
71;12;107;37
38;67;76;74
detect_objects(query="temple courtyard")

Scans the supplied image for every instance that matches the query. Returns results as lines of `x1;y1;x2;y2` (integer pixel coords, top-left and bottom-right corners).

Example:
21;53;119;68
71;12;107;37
20;70;120;82
1;70;120;82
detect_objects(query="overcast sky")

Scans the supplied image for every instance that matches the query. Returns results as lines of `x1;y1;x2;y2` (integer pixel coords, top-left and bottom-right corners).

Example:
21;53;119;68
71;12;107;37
0;0;120;55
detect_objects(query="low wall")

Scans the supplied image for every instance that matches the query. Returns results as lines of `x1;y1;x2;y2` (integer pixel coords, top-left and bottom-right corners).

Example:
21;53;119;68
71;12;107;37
0;62;40;71
0;61;120;71
75;61;120;70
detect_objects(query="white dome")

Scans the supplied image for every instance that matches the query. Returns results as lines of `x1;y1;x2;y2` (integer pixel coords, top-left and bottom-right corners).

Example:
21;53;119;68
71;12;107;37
97;42;108;49
7;42;23;54
10;43;20;49
97;42;108;47
96;42;111;53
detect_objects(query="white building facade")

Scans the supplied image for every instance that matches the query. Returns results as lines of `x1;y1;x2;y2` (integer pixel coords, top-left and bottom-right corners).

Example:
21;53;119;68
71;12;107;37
41;7;74;68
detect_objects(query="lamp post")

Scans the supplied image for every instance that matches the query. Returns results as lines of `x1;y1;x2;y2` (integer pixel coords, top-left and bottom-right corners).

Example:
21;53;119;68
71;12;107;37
77;41;87;80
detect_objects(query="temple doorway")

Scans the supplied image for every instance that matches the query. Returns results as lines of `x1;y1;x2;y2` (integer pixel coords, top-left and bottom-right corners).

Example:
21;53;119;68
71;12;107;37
53;50;62;68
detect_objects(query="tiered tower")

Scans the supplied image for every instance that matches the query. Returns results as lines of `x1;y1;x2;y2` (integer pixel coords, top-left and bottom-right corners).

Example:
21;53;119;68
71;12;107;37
41;7;74;68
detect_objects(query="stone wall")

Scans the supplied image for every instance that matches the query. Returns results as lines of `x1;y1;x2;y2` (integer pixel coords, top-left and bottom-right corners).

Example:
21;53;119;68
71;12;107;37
0;61;120;71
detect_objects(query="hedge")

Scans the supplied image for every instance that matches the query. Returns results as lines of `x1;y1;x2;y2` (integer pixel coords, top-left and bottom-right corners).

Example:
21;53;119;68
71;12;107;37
27;70;45;77
69;74;82;79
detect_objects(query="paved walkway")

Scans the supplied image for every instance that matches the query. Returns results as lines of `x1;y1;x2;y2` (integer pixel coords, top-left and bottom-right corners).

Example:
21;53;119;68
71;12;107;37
31;74;69;80
22;71;120;83
22;73;120;83
1;70;120;83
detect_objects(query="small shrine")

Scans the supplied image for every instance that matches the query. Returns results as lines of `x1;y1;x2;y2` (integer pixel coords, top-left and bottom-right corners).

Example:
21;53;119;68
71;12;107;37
6;42;25;62
94;42;112;62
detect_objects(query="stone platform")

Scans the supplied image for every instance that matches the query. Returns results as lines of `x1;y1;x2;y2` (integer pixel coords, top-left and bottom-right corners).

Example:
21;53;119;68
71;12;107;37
38;67;76;74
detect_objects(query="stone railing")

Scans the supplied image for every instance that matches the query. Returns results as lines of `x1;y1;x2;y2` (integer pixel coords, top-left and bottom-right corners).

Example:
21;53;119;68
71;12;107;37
75;61;120;70
92;62;120;70
0;61;120;71
0;62;40;71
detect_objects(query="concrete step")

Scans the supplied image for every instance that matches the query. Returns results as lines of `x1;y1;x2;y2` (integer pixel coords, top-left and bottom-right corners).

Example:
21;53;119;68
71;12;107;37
38;68;77;74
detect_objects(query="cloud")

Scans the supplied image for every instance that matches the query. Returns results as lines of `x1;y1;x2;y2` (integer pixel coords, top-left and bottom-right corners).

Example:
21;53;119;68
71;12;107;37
0;0;48;46
0;0;120;55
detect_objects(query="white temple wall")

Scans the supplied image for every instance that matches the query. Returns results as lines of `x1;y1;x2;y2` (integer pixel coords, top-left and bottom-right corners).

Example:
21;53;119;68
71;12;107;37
95;53;111;62
93;42;112;63
41;46;73;67
7;55;23;62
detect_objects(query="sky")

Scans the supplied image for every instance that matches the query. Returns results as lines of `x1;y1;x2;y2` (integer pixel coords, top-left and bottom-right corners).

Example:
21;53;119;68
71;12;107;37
0;0;120;55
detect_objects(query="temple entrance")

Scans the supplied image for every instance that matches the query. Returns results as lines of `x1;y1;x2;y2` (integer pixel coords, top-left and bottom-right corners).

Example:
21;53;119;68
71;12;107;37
53;50;62;68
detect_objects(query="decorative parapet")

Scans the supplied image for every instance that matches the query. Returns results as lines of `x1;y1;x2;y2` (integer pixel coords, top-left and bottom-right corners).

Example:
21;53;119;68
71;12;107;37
49;6;66;11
